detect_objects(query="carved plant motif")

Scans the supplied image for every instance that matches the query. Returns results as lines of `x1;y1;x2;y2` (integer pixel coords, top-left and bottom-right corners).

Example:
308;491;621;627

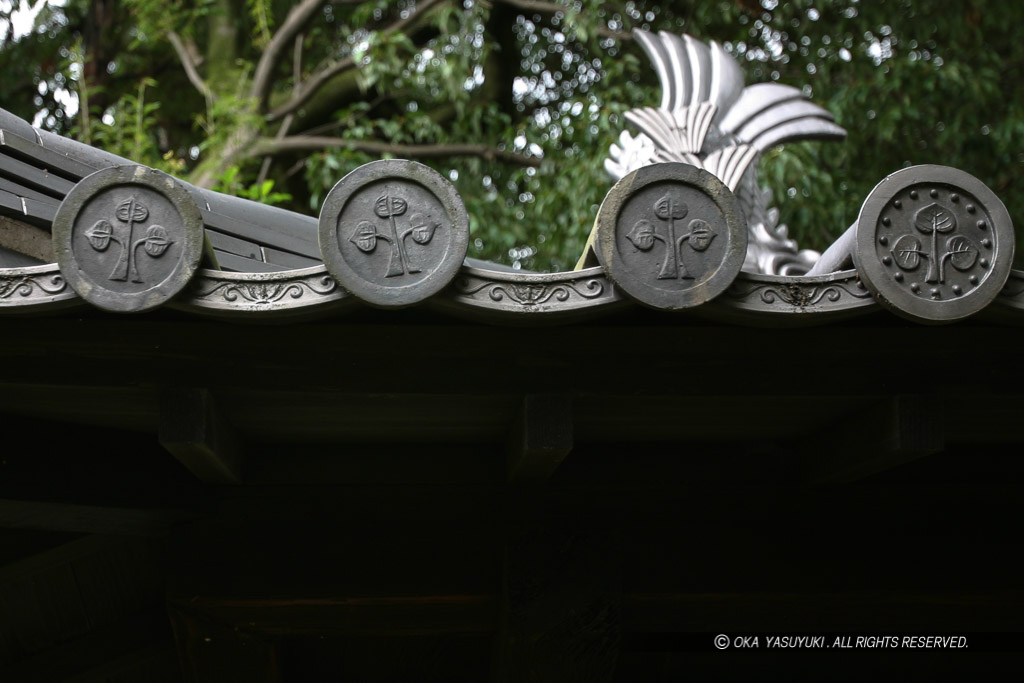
238;283;292;304
456;277;605;308
726;278;872;306
511;285;548;304
625;190;716;279
350;192;440;278
0;273;69;302
192;274;338;306
890;202;978;285
946;235;978;272
85;196;174;283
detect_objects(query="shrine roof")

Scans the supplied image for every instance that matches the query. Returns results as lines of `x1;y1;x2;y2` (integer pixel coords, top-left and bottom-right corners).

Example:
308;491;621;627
1;107;1021;327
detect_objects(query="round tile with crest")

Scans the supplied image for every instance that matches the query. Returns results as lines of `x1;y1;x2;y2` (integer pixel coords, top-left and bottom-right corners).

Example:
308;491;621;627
318;160;469;308
52;165;205;313
595;162;747;311
854;165;1014;324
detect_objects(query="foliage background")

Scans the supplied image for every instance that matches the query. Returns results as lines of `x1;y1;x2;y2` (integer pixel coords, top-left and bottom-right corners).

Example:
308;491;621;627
2;0;1021;270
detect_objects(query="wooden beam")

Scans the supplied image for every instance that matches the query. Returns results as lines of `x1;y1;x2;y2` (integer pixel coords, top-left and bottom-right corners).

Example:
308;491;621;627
160;388;242;484
170;609;281;683
0;534;169;677
0;411;207;537
2;319;1022;399
804;394;944;483
492;530;622;683
506;394;573;482
0;610;174;683
165;521;501;613
0;498;193;536
170;595;498;637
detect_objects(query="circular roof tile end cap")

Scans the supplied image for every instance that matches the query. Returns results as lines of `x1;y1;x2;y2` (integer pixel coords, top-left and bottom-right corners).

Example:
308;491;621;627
853;164;1014;325
317;159;470;309
51;164;205;314
595;162;747;311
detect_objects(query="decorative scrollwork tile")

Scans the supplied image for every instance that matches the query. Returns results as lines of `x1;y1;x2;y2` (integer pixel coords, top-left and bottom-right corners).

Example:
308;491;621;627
715;269;878;324
455;268;609;307
176;265;350;318
0;263;83;313
432;266;625;323
726;272;873;306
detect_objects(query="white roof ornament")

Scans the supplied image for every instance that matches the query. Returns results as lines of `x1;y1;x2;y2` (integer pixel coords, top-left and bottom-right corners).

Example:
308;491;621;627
605;30;847;275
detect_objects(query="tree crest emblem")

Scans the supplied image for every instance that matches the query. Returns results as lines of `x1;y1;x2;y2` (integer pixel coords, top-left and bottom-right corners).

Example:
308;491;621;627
890;202;979;284
350;192;440;277
625;189;716;279
84;196;174;283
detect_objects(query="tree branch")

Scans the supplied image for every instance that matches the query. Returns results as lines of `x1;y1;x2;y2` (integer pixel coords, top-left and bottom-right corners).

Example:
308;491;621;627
258;33;305;185
250;0;326;111
268;56;354;122
296;91;396;137
250;135;541;167
266;0;449;122
183;34;204;67
167;31;216;102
